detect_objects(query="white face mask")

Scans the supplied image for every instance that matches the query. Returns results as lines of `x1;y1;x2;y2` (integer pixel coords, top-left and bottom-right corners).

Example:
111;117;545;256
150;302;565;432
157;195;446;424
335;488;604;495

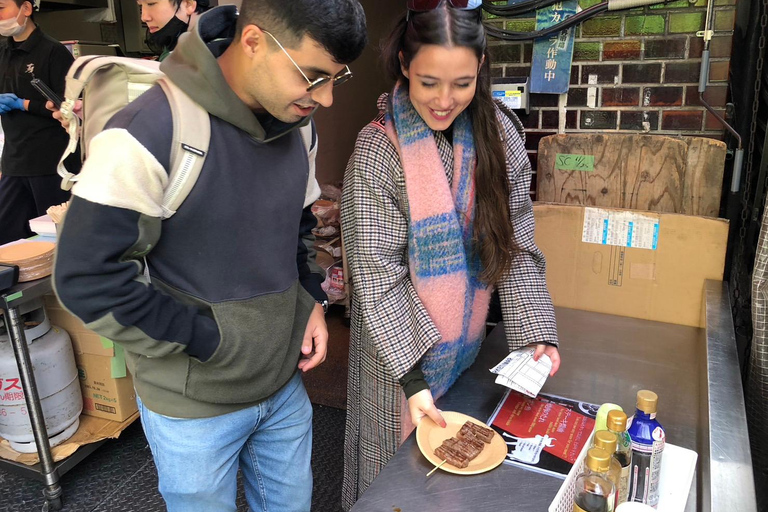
0;11;27;38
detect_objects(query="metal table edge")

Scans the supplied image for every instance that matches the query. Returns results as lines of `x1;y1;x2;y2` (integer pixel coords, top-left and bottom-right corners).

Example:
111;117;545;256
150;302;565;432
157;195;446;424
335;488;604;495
703;279;756;512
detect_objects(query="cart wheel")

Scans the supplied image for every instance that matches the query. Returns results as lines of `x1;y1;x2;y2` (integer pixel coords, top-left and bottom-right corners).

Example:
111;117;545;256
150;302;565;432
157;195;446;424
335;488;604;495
42;497;62;511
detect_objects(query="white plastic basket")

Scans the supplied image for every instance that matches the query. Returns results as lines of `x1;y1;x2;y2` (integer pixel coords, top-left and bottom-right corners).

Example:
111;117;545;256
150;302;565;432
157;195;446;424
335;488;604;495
548;429;596;512
548;434;698;512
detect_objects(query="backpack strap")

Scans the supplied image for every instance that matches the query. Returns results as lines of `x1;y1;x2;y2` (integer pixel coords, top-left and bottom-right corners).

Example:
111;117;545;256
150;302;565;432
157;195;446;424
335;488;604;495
301;120;321;207
156;78;211;219
57;56;164;191
57;56;103;191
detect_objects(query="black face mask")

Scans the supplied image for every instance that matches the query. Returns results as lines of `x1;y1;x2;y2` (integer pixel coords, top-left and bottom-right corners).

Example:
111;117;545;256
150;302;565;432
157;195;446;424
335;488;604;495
145;14;188;56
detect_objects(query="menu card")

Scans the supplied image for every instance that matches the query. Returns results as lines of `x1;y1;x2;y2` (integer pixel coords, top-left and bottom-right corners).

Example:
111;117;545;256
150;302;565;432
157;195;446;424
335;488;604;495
487;390;598;478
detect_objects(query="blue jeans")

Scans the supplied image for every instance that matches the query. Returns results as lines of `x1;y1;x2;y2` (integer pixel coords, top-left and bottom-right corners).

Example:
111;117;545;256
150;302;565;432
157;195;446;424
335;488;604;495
137;371;313;512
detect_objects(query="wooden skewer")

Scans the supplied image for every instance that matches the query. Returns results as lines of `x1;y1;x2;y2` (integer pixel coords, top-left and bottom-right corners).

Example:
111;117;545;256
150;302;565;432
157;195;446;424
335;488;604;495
426;459;447;477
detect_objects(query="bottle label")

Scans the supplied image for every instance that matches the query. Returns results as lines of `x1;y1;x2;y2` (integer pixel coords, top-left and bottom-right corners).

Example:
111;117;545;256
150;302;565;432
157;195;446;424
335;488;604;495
619;464;631;504
574;503;589;512
629;430;665;507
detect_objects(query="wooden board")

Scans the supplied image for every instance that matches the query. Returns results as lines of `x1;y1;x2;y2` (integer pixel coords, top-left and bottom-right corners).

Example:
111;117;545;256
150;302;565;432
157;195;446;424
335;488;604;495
683;137;728;217
536;134;726;217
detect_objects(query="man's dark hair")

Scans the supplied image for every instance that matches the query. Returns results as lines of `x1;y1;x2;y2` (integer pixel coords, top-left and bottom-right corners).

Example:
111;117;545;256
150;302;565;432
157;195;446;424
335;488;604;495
237;0;367;65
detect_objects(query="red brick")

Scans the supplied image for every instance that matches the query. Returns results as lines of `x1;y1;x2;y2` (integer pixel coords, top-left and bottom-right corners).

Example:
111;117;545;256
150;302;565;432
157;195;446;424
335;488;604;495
530;94;559;107
642;87;684;106
581;110;618;130
520;110;540;129
685;86;728;107
705;109;728;131
603;41;642;60
689;37;704;58
541;110;560;129
581;64;621;84
661;111;703;130
644;39;686;60
620;111;659;131
525;131;557;152
623;63;661;84
665;62;701;83
566;110;578;129
709;61;730;82
505;65;531;78
602;88;641;107
567;87;589;107
710;36;733;58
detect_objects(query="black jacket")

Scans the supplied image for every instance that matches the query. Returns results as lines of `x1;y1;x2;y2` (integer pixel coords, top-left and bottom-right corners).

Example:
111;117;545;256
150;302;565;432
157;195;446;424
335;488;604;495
0;26;78;176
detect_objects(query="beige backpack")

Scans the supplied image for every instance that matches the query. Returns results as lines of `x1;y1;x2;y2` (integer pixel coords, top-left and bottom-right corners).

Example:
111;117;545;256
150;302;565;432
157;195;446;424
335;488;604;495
56;56;320;217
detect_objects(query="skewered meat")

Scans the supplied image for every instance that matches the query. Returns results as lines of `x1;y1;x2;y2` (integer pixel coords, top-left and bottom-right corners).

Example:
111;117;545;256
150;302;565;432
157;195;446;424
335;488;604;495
434;443;469;469
458;421;494;444
456;427;486;450
443;436;482;459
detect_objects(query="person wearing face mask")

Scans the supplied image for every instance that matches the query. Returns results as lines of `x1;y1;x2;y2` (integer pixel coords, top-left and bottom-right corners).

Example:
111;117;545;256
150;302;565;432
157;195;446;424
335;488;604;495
139;0;211;60
340;1;561;508
0;0;78;245
45;0;211;128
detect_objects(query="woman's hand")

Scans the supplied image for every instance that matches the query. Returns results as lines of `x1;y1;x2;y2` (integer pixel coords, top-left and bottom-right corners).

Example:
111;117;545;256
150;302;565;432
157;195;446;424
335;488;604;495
408;389;446;428
531;344;561;376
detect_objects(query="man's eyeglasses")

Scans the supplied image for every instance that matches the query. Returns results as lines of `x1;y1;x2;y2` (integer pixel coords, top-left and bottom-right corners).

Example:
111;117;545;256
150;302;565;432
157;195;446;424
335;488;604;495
262;29;353;93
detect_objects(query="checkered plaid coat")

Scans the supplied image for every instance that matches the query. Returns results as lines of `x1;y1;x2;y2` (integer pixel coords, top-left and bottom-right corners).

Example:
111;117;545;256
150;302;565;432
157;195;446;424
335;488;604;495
340;95;559;510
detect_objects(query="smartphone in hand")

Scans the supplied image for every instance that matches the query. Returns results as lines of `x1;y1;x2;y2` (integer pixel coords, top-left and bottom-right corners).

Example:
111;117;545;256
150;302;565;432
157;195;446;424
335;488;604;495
30;78;63;109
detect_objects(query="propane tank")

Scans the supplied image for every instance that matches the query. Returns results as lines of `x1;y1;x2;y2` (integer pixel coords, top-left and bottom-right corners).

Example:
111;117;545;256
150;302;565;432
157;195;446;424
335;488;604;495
0;303;82;453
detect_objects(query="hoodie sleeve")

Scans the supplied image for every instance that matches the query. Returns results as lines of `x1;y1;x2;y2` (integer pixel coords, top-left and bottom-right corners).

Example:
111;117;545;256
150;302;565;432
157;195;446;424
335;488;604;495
296;205;327;302
53;93;221;362
297;120;328;302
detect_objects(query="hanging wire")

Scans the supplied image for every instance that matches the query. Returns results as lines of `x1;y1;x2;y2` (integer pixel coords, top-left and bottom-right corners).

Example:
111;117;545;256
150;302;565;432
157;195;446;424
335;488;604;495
483;2;609;41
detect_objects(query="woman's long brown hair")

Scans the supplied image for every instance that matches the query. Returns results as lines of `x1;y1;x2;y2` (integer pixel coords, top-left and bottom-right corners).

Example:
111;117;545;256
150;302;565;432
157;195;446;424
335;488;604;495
382;4;515;285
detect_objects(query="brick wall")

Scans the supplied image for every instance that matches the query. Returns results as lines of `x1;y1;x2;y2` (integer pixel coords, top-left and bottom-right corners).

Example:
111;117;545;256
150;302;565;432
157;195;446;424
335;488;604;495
485;0;737;181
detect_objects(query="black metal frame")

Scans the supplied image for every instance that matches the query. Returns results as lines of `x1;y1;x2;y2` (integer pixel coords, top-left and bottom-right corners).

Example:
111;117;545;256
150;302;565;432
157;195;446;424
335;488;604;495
0;278;104;511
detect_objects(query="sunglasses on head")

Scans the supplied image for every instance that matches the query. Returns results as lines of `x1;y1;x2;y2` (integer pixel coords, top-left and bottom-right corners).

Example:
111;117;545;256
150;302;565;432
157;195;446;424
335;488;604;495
406;0;477;12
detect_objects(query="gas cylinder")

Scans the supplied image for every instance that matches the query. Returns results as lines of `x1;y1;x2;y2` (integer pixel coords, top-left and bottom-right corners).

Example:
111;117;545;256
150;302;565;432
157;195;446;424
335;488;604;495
0;305;82;453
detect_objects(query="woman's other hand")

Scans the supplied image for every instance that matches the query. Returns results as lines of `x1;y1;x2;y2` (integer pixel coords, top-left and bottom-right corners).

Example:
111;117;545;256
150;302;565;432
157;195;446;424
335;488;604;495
407;389;446;428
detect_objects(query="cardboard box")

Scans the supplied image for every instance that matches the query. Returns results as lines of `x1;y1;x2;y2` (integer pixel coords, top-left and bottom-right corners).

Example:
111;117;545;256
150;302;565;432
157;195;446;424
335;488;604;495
43;294;113;357
533;203;728;327
43;294;138;421
75;352;137;422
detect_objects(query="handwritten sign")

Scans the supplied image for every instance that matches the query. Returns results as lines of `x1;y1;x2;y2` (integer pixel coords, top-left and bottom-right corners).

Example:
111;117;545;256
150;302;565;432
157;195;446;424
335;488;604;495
555;153;595;172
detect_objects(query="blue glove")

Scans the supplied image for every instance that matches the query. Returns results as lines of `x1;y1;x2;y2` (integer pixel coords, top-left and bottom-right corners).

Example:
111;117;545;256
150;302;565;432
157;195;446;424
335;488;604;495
0;93;24;113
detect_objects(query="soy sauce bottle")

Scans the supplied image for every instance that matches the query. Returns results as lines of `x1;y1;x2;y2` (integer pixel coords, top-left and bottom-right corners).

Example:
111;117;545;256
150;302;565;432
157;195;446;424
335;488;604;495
573;448;615;512
606;409;632;506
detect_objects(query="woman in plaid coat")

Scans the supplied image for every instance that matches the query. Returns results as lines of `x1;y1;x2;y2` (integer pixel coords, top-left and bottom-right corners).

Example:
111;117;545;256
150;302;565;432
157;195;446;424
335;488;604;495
340;2;560;509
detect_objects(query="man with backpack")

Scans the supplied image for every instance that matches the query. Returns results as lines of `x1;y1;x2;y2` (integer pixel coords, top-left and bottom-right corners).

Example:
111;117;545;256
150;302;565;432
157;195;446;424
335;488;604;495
0;0;78;245
53;2;367;511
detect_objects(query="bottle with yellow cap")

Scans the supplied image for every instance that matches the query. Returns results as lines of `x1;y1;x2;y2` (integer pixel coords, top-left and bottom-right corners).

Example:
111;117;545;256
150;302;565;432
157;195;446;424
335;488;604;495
573;447;616;512
627;390;665;508
606;410;632;506
593;430;622;510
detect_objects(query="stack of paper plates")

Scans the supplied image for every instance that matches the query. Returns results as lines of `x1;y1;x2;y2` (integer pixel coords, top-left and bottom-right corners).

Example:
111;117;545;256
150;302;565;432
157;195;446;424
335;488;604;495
0;241;56;282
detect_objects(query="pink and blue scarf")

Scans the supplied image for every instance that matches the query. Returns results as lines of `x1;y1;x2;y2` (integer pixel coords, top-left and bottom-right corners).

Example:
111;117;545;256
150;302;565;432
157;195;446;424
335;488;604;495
385;82;492;399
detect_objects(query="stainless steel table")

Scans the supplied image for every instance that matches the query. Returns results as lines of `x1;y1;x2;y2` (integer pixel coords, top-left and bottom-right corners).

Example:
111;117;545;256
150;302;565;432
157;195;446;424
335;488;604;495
351;281;756;512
